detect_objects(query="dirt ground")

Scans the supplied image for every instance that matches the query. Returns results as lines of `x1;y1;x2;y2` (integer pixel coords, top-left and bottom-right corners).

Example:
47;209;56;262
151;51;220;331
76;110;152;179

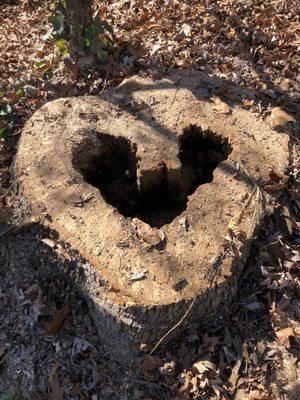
0;1;299;399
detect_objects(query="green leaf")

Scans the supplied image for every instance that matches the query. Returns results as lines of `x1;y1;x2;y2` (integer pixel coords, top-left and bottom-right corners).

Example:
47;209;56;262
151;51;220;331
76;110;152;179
0;104;12;116
55;39;69;57
84;18;105;44
0;91;4;99
14;79;22;88
107;24;114;35
0;391;16;400
16;88;24;97
0;128;6;139
48;10;65;35
84;17;113;59
35;60;46;68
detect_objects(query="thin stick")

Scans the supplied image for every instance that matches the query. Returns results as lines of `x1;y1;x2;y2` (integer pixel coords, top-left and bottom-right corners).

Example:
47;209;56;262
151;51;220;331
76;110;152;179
149;296;197;355
246;187;261;239
0;225;15;238
235;186;257;225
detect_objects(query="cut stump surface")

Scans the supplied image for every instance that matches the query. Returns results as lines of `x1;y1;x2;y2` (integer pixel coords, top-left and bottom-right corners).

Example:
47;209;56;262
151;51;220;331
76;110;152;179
14;70;290;361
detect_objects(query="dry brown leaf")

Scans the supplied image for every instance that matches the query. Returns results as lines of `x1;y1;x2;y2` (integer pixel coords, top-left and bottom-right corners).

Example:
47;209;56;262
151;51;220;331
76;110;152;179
242;99;255;107
229;354;242;388
175;372;193;397
211;95;231;114
140;354;164;372
133;342;152;352
269;107;296;127
0;344;9;358
6;91;19;104
24;283;40;295
48;363;64;400
55;244;72;261
275;327;295;348
41;238;56;248
32;287;44;316
69;383;82;396
181;23;192;37
0;206;13;224
45;305;69;335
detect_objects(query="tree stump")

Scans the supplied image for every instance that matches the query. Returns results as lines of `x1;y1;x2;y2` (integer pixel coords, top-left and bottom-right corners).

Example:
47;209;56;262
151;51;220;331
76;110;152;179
13;70;290;363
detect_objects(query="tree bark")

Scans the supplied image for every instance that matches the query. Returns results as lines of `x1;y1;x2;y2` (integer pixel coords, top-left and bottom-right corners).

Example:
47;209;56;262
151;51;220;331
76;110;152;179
62;0;94;67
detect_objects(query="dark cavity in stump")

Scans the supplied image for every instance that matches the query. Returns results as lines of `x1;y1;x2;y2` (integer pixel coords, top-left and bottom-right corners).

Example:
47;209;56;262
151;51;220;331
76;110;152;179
72;125;232;228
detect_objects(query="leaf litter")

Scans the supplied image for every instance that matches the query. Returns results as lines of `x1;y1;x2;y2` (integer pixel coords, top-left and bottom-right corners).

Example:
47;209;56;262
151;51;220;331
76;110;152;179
0;0;299;399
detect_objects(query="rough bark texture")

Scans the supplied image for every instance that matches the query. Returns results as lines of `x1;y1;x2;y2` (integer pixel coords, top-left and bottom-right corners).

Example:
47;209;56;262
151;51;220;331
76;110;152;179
62;0;93;67
0;222;243;365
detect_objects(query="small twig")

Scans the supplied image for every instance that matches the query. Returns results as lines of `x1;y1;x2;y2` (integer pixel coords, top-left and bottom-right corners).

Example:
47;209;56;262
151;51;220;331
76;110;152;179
259;239;279;252
235;186;257;225
0;182;13;198
246;187;263;238
276;129;299;143
0;225;15;238
149;296;196;355
241;163;259;188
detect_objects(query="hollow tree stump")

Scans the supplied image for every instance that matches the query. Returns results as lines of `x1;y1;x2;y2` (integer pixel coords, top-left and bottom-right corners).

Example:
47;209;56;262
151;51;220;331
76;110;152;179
13;70;290;363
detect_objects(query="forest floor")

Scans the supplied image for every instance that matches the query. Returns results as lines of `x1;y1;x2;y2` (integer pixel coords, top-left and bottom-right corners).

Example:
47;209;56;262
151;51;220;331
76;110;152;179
0;1;299;399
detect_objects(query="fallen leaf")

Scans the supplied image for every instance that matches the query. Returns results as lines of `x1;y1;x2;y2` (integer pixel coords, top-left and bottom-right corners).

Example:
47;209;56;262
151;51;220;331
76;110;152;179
48;363;63;400
133;342;152;352
45;305;69;335
269;107;296;126
6;91;19;104
0;346;8;358
41;238;56;248
32;287;44;317
69;383;82;396
229;354;242;388
71;337;94;358
275;327;295;348
129;270;148;282
24;283;40;295
211;95;231;114
193;360;208;374
245;301;265;312
193;359;217;374
242;99;255;107
182;23;192;37
141;355;164;372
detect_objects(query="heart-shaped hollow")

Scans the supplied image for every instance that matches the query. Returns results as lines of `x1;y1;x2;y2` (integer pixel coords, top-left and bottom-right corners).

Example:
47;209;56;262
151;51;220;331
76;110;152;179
72;125;232;228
